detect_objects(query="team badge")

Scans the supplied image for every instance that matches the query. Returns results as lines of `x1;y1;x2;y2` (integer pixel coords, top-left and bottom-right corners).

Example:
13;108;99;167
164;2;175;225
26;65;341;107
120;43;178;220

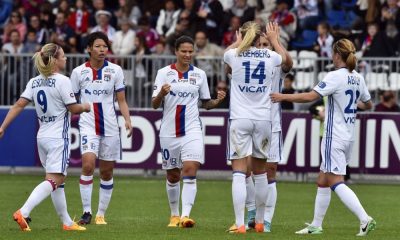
104;74;111;82
318;81;326;89
189;78;196;85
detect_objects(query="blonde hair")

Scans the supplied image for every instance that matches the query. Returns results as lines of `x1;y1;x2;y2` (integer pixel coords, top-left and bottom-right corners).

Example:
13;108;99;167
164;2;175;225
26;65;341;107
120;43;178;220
237;21;261;55
32;43;60;78
332;38;357;72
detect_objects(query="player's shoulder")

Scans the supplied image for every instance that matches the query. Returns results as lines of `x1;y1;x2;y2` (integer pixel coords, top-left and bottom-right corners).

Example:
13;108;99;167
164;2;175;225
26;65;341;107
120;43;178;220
224;48;236;57
72;62;87;74
105;60;122;71
191;65;206;75
157;64;174;74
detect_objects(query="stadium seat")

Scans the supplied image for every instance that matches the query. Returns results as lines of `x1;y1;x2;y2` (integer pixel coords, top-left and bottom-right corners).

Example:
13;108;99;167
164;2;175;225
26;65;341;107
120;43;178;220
294;71;315;90
296;50;318;70
389;73;400;90
327;9;356;29
365;72;389;91
291;30;318;49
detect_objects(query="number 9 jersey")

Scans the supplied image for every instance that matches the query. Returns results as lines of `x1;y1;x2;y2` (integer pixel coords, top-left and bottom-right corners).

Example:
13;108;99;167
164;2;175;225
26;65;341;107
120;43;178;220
21;73;77;139
224;47;282;120
313;68;371;141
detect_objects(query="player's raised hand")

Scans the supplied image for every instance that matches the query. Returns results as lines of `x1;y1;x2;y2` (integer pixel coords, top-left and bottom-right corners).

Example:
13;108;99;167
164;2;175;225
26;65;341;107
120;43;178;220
125;120;133;138
265;22;279;44
160;84;171;97
0;127;4;138
270;92;285;103
235;30;242;45
217;90;226;101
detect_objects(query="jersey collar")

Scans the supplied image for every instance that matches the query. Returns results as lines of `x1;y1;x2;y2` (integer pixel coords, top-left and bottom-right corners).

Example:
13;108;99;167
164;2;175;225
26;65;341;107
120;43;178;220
85;60;109;81
170;63;193;79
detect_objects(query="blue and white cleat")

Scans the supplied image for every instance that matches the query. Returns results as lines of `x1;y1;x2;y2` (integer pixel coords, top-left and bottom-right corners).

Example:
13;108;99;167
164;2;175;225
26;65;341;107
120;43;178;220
246;209;256;230
263;220;271;232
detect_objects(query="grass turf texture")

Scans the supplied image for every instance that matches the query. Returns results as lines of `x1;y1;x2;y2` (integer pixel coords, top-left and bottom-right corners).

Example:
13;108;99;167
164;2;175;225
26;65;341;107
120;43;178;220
0;174;398;240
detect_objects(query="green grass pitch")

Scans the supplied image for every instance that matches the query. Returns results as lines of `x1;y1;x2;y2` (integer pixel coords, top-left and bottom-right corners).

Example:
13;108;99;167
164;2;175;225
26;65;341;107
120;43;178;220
0;174;398;240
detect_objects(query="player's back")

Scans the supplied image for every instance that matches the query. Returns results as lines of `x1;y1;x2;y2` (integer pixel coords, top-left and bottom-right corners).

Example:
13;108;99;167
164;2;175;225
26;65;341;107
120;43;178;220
21;73;77;139
315;68;370;141
224;47;282;120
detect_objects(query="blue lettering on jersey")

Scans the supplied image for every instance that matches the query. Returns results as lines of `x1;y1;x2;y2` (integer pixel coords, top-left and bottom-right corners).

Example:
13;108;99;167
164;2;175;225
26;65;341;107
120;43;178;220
170;91;176;96
318;81;326;89
85;89;91;95
32;79;56;89
84;89;109;96
344;116;356;124
347;76;360;85
238;49;270;58
38;115;57;122
238;85;267;93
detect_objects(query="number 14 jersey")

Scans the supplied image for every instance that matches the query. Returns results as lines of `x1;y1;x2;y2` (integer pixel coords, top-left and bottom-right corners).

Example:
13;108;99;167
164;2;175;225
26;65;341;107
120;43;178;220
224;47;282;120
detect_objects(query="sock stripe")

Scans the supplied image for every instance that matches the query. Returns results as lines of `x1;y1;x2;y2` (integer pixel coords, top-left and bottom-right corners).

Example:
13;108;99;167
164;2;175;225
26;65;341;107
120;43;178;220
182;176;196;180
59;184;65;188
232;171;246;175
47;179;57;191
268;180;277;184
100;183;114;190
330;181;344;191
80;179;93;185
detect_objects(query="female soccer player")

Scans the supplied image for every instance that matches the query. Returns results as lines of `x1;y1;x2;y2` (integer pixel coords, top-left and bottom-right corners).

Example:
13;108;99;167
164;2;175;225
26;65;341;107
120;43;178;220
0;43;90;231
70;32;133;225
224;21;286;234
244;33;293;232
152;35;225;228
271;38;376;236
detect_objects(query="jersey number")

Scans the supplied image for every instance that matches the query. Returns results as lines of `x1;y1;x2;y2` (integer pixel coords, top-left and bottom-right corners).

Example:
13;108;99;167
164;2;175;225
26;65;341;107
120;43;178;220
37;90;47;113
242;61;266;84
344;89;360;114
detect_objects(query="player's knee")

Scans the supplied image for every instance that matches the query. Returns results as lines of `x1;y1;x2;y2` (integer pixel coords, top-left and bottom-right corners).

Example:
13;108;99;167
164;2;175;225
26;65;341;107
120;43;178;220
82;164;95;175
100;169;113;181
167;173;180;183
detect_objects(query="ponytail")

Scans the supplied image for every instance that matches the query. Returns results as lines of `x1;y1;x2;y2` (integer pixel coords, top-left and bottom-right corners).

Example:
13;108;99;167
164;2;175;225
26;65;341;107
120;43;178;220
236;21;261;55
332;38;357;72
346;52;357;72
32;43;60;78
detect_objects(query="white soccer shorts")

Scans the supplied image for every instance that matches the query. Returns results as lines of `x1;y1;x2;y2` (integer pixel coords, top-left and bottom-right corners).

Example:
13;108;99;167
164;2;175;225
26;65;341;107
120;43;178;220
320;137;353;175
267;131;283;163
38;138;70;175
80;135;121;161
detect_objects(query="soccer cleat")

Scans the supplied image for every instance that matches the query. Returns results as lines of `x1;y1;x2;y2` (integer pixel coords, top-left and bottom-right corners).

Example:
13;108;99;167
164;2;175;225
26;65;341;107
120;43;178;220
167;216;180;227
255;223;264;233
226;224;246;234
263;221;271;232
356;216;376;236
295;223;323;234
13;210;31;231
63;222;87;231
179;216;195;228
246;209;256;230
95;215;107;225
78;212;92;225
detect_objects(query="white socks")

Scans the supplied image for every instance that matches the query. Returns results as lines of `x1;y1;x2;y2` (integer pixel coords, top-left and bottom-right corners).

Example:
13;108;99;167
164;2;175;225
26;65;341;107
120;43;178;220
253;173;268;224
232;172;246;227
245;176;256;212
20;180;55;217
181;177;197;218
264;181;277;223
166;180;180;216
311;187;331;227
51;183;73;226
79;175;93;213
333;182;369;223
97;178;114;217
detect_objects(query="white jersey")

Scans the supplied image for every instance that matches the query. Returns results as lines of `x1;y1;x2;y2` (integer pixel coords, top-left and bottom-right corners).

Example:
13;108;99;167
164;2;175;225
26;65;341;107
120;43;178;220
21;73;76;139
313;68;371;141
271;67;286;132
71;60;125;136
152;64;211;137
224;47;282;120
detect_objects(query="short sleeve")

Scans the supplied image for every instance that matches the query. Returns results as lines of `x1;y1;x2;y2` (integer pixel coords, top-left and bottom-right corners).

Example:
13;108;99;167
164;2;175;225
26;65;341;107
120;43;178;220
269;50;282;67
199;71;211;100
59;77;77;106
114;66;125;92
70;68;80;95
313;72;339;97
152;69;164;98
20;79;33;101
359;76;371;103
223;49;234;66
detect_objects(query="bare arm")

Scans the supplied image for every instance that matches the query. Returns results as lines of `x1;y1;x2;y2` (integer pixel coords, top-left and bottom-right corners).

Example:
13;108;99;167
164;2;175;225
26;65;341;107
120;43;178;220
271;90;320;103
0;98;30;138
280;40;293;73
67;103;91;114
265;22;287;66
152;84;171;109
116;90;133;138
225;30;242;52
201;90;226;110
357;100;373;110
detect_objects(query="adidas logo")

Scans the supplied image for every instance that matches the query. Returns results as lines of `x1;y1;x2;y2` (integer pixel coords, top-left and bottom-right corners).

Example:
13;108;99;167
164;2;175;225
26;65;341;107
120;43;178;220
171;79;177;83
232;152;238;157
333;167;339;171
